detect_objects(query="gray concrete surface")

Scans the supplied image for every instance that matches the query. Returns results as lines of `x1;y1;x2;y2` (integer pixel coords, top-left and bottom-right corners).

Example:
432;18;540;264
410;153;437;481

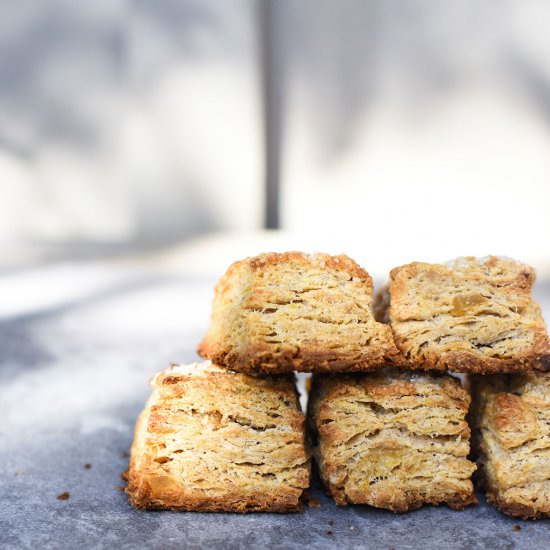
2;261;549;549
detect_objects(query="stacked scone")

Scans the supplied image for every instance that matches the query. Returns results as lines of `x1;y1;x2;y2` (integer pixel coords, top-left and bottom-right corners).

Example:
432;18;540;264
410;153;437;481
373;257;550;518
126;253;550;518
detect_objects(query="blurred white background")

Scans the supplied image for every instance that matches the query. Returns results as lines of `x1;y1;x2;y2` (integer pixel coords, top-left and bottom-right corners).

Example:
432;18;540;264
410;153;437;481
1;0;549;277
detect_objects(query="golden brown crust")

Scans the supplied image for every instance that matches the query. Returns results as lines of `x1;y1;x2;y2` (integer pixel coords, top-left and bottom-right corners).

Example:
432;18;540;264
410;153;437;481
199;252;399;373
378;256;550;374
489;393;537;448
484;492;548;520
308;368;477;512
126;361;311;512
470;372;550;519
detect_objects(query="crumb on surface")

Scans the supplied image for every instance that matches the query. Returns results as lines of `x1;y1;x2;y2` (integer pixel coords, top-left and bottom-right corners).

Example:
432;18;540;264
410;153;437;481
326;530;333;536
513;525;522;532
56;492;70;500
117;485;125;492
302;491;321;508
84;463;92;469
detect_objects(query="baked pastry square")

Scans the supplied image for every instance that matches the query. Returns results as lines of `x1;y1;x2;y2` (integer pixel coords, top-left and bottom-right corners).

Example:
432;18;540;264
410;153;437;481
471;372;550;519
308;369;477;512
126;361;310;512
198;252;398;373
375;256;550;373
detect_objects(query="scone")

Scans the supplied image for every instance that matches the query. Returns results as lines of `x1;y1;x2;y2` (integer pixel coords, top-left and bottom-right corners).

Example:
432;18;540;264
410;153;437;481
308;369;477;512
126;361;310;512
198;252;398;373
375;256;550;373
471;372;550;519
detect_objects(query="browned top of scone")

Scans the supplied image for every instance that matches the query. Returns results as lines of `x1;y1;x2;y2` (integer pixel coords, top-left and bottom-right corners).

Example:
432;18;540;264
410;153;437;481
382;256;550;373
199;252;398;373
390;256;535;285
218;251;374;292
310;368;471;430
250;251;371;276
152;361;298;403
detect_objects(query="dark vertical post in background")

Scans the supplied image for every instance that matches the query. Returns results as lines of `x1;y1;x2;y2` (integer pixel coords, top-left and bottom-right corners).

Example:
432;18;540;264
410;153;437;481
259;0;280;229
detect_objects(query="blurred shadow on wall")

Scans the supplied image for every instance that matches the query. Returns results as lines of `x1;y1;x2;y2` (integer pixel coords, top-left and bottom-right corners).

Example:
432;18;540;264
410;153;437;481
269;1;379;161
271;0;550;162
270;0;550;270
0;0;262;268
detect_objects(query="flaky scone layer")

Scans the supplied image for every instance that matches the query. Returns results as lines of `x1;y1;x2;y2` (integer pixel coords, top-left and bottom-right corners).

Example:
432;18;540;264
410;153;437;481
471;372;550;519
308;369;477;512
198;252;398;373
126;361;310;512
375;256;550;373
